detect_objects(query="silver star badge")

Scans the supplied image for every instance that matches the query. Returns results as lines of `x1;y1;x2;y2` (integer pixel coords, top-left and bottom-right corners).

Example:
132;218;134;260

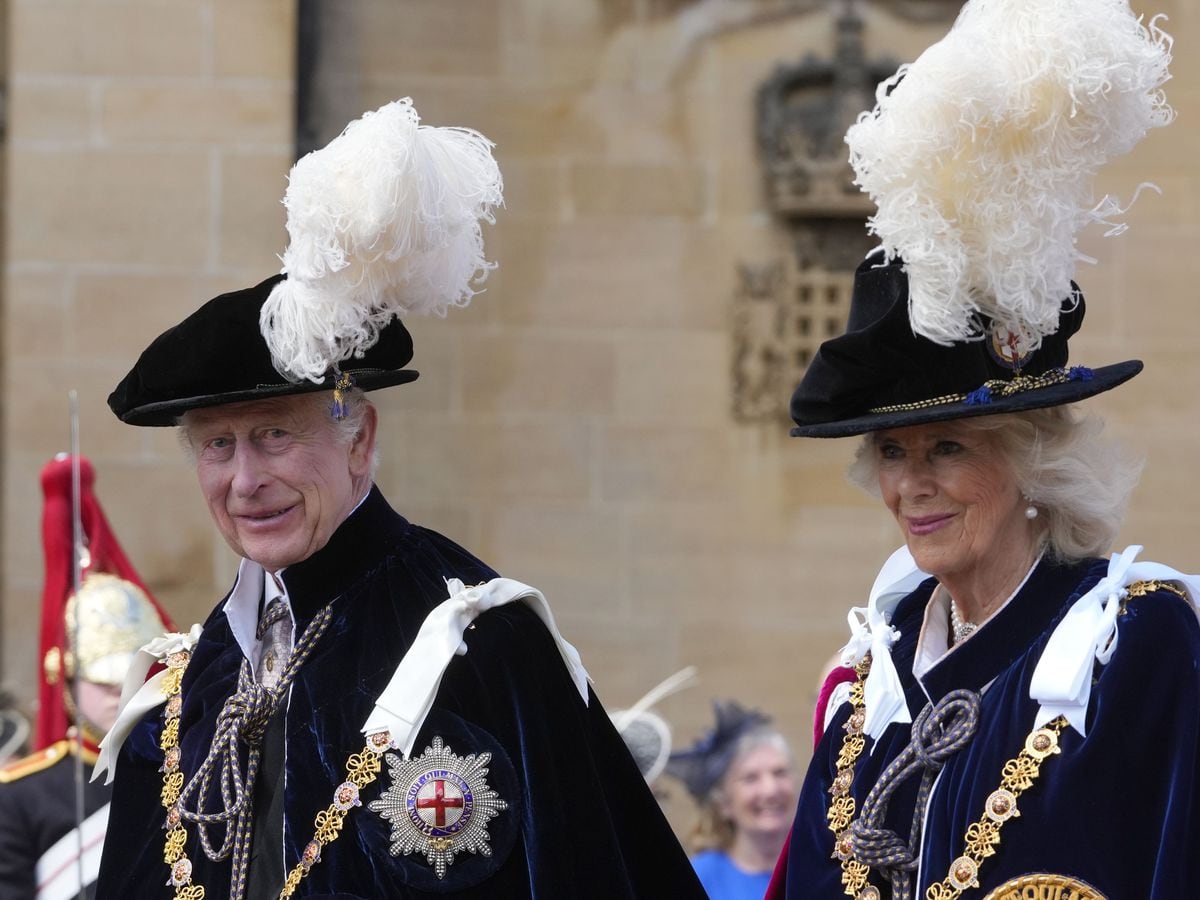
367;736;508;879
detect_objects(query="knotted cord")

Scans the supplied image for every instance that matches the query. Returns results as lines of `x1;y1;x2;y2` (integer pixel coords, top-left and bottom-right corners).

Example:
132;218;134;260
849;689;982;900
176;603;333;900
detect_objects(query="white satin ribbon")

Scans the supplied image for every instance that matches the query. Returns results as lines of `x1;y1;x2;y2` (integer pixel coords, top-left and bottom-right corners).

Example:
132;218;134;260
837;546;931;743
92;625;204;785
361;577;591;759
1030;545;1200;736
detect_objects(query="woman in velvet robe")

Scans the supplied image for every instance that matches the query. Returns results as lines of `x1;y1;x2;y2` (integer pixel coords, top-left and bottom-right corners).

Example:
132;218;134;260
770;1;1191;894
771;256;1200;899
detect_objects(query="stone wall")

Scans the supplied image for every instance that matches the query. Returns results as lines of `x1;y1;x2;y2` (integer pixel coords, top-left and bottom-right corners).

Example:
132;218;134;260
3;0;1197;838
2;0;296;704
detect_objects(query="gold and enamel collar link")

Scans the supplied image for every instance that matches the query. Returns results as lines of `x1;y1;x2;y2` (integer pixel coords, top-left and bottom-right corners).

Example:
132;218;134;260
924;717;1067;899
158;649;393;899
827;661;1071;900
827;654;879;899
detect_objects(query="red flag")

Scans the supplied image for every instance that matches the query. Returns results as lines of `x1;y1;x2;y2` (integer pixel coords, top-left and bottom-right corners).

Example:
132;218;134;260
36;455;175;750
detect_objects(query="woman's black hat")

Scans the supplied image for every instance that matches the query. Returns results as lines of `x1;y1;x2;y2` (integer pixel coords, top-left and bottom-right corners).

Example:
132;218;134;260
789;255;1142;438
107;274;418;426
664;700;772;802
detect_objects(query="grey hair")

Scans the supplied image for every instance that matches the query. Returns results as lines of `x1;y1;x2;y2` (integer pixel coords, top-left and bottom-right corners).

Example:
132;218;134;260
688;726;795;854
177;388;380;479
331;388;381;479
846;405;1142;562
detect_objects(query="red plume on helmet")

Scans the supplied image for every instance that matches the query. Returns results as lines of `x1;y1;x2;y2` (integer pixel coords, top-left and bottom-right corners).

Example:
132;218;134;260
36;455;176;750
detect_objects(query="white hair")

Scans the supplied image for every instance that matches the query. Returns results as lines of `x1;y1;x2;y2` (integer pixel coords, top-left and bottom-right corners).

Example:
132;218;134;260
847;405;1142;562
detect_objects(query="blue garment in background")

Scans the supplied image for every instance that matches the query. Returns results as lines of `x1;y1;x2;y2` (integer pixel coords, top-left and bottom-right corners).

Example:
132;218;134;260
692;850;771;900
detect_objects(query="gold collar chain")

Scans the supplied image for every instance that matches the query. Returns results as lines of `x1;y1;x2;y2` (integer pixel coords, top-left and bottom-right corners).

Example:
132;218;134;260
924;717;1066;898
158;650;392;899
826;657;1070;899
826;654;877;899
924;577;1184;896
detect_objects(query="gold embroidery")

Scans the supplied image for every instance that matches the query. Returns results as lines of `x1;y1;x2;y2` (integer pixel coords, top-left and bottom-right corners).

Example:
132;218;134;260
1117;579;1187;617
0;739;96;784
1124;579;1186;601
158;650;204;898
982;873;1106;900
279;747;384;897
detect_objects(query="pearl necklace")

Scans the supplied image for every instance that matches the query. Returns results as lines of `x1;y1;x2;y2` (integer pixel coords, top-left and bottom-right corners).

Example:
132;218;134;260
949;600;977;645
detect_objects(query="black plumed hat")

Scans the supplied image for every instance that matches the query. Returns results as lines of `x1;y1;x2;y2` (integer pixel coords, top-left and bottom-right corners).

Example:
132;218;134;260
789;255;1141;438
795;0;1171;438
107;274;419;426
109;98;503;427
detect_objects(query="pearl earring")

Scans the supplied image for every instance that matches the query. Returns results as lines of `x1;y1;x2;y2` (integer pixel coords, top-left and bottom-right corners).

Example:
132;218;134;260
1023;494;1038;520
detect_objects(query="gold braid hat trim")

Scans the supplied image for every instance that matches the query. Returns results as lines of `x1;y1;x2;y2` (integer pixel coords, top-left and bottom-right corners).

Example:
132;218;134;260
867;367;1093;415
158;652;391;900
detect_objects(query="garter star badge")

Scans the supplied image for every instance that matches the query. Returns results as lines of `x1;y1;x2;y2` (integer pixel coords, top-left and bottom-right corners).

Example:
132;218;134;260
367;736;508;879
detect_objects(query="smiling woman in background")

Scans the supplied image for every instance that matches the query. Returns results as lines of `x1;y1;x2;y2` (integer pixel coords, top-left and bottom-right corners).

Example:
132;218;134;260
668;701;797;899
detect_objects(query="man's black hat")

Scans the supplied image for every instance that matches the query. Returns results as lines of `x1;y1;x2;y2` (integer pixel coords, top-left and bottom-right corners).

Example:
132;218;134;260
789;255;1142;438
109;98;504;428
107;274;418;426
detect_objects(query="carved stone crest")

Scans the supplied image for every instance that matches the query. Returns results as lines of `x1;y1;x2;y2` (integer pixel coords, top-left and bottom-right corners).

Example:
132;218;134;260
734;1;898;423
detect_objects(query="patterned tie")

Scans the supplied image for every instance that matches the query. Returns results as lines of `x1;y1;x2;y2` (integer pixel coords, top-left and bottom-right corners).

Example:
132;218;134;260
255;575;293;690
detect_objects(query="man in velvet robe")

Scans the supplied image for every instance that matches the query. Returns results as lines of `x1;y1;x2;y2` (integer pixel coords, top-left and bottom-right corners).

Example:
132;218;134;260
92;275;705;899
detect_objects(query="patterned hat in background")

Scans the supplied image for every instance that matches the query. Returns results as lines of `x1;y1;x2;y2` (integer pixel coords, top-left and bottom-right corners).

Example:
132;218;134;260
665;699;772;802
610;667;699;784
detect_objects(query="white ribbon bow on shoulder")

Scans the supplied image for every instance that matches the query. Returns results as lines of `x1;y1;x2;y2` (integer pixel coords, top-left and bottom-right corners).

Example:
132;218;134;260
93;624;205;785
838;546;931;744
1030;545;1200;737
361;576;591;759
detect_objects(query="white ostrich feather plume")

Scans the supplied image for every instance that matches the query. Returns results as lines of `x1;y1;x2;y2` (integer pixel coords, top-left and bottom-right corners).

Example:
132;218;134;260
262;97;503;382
845;0;1173;346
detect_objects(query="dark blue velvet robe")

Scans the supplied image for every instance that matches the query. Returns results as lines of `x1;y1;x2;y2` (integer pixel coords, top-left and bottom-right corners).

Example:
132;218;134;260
95;488;704;899
784;556;1200;898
